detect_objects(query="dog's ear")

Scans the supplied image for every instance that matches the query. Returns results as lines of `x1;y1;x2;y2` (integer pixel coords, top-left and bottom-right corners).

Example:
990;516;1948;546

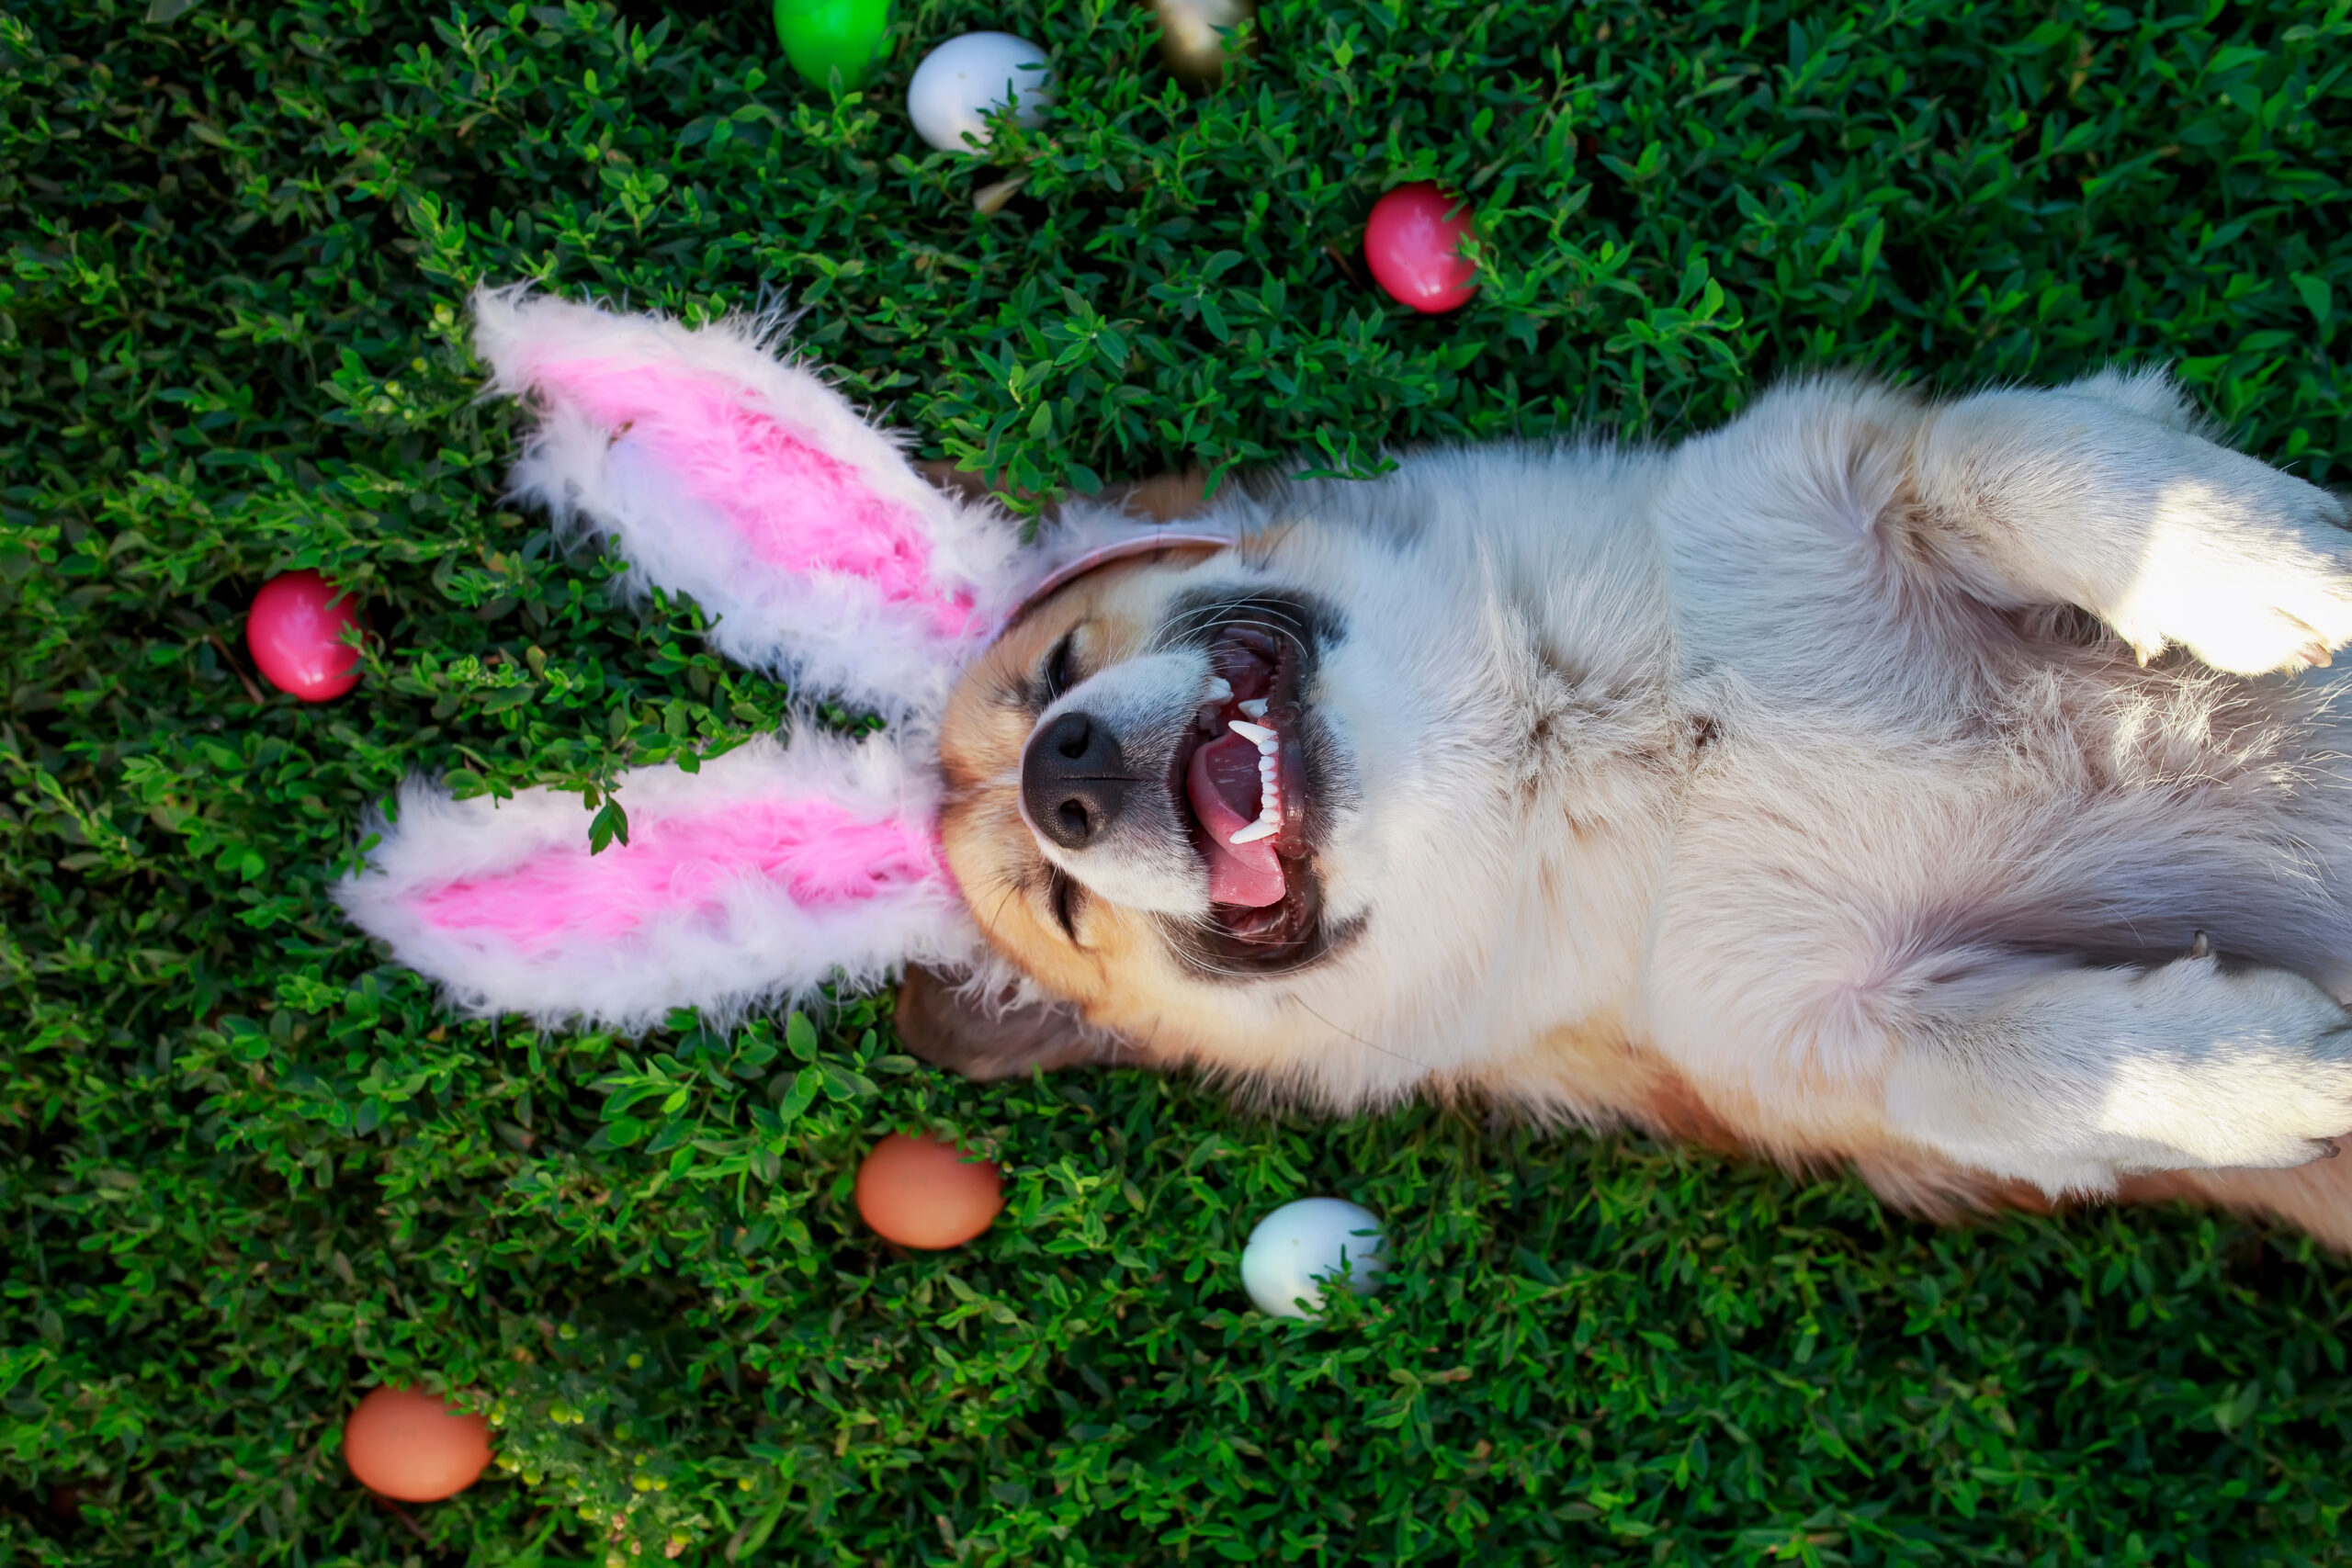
473;288;1023;721
336;731;976;1032
893;964;1126;1081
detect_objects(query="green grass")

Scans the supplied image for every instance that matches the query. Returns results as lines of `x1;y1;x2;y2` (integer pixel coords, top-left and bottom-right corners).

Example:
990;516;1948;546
6;0;2352;1562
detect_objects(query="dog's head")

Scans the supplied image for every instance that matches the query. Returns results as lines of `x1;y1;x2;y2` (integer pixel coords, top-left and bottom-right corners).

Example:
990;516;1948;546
909;465;1565;1107
931;539;1356;1019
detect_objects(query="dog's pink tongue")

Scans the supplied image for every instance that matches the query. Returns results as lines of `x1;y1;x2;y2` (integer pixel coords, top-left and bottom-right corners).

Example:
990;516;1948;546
1186;732;1285;908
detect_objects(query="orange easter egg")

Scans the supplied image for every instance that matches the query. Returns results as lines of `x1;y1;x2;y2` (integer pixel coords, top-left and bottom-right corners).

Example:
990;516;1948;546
854;1133;1004;1249
343;1385;492;1502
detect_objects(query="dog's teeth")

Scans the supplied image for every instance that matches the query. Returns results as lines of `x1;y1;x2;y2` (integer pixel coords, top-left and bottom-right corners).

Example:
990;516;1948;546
1205;677;1234;704
1229;818;1278;844
1228;719;1276;745
1238;698;1268;718
1259;756;1277;777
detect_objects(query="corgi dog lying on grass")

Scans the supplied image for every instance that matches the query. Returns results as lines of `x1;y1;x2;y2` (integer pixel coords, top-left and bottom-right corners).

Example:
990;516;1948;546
341;289;2352;1248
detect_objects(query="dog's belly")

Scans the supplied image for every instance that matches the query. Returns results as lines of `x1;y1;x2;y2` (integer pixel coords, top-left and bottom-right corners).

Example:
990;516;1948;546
1625;649;2352;1155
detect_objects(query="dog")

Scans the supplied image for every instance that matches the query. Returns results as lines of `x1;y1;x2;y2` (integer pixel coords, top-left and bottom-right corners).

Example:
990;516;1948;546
910;369;2352;1247
342;294;2352;1250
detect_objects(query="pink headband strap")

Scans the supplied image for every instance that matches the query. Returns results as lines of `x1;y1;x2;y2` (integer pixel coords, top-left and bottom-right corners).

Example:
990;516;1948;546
1002;531;1234;628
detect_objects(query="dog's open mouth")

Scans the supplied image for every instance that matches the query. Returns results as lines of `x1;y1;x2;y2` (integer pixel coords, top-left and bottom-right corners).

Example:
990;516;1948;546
1171;618;1323;956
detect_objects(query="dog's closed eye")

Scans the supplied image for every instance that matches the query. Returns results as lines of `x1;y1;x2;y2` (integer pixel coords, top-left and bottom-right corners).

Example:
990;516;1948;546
1038;627;1081;708
1046;865;1084;942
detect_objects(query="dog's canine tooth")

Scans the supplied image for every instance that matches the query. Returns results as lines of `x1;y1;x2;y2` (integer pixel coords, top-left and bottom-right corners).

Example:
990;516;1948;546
1228;719;1277;745
1229;818;1278;844
1205;676;1234;703
2188;931;2211;960
1238;698;1268;718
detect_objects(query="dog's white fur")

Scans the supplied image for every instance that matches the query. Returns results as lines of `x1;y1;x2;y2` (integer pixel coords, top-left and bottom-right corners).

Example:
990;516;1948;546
1018;369;2352;1202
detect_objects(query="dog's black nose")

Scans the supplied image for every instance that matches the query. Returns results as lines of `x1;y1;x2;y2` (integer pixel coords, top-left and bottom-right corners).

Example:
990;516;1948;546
1023;711;1132;850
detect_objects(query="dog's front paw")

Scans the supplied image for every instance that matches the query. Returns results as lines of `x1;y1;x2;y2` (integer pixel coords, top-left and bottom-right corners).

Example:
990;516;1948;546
2107;461;2352;675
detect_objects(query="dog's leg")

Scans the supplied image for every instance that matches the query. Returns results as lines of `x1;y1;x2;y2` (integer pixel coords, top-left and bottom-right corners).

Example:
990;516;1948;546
1883;940;2352;1197
1908;369;2352;673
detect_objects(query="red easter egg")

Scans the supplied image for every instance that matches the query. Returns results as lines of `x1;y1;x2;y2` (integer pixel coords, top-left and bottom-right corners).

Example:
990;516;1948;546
1363;183;1479;314
343;1385;492;1503
246;570;363;701
855;1133;1004;1249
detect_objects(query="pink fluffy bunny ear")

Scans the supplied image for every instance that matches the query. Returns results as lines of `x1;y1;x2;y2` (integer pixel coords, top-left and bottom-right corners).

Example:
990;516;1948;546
334;732;977;1031
473;287;1023;720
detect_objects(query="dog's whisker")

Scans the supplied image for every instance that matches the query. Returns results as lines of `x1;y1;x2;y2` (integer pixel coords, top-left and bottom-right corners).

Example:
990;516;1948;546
1144;597;1312;659
1291;998;1433;1074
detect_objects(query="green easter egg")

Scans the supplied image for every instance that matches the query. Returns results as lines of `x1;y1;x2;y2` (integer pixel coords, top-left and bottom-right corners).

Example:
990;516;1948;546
775;0;893;90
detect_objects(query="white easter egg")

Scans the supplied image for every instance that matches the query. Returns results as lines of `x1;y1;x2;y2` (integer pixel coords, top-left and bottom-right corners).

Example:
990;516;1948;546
1239;1198;1386;1319
906;32;1053;153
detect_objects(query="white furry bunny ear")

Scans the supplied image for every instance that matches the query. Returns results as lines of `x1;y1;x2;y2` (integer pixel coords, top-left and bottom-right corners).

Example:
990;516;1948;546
472;287;1023;721
335;731;978;1032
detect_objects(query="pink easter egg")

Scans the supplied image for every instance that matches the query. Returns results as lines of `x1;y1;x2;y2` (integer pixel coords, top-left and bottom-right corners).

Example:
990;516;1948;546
1363;183;1479;314
246;570;363;702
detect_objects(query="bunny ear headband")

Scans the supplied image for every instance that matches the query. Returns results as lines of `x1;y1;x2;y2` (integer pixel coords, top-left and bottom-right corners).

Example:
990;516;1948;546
334;288;1230;1031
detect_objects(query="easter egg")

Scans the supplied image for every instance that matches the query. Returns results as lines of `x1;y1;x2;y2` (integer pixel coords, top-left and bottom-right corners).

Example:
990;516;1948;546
1240;1198;1386;1319
775;0;893;90
855;1133;1004;1248
246;570;362;702
343;1385;492;1503
1363;183;1479;314
1153;0;1257;85
906;32;1052;153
